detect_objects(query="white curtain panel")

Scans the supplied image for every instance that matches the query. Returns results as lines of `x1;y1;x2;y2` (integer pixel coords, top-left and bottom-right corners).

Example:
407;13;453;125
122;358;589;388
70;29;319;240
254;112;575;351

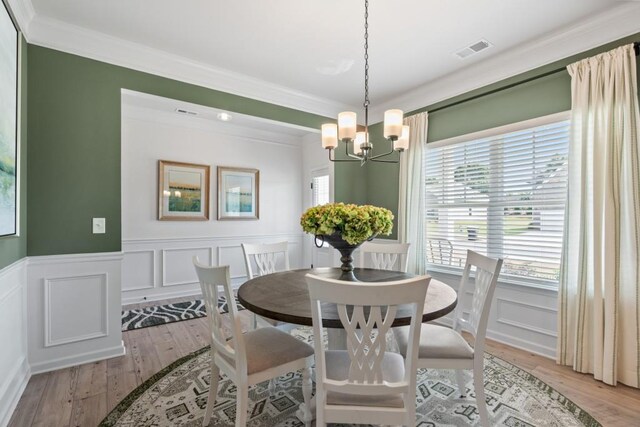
558;44;640;388
398;112;428;274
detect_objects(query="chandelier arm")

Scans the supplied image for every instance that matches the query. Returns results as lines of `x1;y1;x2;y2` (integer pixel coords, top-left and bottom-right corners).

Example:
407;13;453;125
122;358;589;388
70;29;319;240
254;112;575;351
368;146;398;161
370;157;400;164
328;148;360;163
345;140;364;160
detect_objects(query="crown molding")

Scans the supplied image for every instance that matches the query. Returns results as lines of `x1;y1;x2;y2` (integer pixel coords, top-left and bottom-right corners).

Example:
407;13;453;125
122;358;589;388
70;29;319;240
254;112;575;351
122;104;305;148
369;2;640;121
4;0;35;34
24;14;355;119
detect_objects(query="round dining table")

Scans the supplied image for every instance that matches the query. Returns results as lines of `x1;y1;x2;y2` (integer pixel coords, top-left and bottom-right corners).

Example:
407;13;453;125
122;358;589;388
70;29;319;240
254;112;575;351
237;267;458;349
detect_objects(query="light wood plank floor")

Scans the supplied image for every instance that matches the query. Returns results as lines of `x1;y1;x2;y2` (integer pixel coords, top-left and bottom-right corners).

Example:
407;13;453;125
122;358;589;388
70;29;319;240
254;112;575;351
9;297;640;426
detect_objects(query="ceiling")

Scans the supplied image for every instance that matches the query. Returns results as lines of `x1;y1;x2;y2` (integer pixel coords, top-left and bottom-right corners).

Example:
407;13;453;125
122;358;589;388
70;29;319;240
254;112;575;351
18;0;640;117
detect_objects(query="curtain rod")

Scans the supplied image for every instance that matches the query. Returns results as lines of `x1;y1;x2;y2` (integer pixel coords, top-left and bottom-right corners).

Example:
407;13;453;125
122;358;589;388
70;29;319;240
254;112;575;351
429;41;640;115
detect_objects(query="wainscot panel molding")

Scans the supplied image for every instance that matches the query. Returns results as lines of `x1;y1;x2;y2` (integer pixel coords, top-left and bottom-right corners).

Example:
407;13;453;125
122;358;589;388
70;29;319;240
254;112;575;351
429;270;558;359
0;258;29;427
122;234;304;304
27;252;125;374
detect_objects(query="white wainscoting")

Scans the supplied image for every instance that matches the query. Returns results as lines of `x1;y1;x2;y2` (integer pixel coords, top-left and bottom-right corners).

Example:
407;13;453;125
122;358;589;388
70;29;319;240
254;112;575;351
27;252;125;374
428;269;558;358
0;258;29;427
122;233;305;304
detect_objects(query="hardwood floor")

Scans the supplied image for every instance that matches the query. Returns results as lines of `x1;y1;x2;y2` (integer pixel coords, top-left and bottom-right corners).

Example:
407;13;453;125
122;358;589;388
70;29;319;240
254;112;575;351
9;297;640;426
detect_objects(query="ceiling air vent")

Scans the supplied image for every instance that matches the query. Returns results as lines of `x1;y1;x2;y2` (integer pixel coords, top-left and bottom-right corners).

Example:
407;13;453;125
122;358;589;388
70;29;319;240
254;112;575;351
175;108;198;116
454;39;492;60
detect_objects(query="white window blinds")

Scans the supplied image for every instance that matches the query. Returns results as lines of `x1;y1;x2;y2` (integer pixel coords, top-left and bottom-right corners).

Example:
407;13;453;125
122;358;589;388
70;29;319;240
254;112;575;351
312;175;330;207
424;115;569;287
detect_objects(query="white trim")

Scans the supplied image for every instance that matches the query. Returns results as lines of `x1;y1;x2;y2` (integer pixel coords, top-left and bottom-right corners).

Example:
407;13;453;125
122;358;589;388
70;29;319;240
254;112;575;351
27;251;124;265
26;14;352;118
43;273;109;347
370;3;640;120
123;233;305;245
121;249;155;291
4;0;34;35
121;288;202;306
122;104;306;149
0;356;30;427
428;111;571;149
29;341;126;375
161;247;214;287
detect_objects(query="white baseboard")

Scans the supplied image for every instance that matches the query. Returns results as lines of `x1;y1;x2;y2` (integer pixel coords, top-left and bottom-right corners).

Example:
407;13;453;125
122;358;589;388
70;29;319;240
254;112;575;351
0;357;30;427
30;341;126;375
122;288;202;305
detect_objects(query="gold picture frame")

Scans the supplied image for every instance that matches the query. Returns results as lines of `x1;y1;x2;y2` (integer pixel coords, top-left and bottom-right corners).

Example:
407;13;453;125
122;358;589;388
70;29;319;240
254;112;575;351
158;160;210;221
217;166;260;220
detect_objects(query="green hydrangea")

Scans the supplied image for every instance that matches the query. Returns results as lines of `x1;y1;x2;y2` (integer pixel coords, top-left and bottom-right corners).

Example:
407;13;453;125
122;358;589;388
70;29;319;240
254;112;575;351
300;203;393;245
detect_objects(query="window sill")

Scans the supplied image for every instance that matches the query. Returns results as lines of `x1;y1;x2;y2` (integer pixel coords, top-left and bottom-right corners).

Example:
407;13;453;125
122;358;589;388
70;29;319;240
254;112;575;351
426;265;559;293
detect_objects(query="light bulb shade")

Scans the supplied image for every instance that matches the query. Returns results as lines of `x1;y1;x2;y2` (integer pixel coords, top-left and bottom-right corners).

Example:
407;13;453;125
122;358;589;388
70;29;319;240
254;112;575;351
354;131;368;155
338;111;357;140
394;125;410;151
321;123;338;149
383;109;404;139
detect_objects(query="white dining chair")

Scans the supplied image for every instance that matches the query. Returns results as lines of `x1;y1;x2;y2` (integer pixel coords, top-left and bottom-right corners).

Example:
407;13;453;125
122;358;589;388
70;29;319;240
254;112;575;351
241;242;293;330
359;241;410;272
194;257;314;427
306;273;430;426
394;250;503;427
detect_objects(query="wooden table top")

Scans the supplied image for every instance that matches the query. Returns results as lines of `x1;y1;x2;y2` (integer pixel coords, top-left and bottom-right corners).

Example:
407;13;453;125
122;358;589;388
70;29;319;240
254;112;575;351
237;267;458;329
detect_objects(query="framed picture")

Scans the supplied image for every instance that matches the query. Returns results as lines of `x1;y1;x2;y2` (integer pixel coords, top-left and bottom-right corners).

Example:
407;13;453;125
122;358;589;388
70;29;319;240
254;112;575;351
217;167;259;220
158;160;210;221
0;2;18;237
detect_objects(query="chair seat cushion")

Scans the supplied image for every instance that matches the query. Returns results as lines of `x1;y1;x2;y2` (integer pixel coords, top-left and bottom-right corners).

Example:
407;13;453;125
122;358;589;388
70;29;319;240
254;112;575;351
324;350;406;408
395;324;474;360
222;327;313;375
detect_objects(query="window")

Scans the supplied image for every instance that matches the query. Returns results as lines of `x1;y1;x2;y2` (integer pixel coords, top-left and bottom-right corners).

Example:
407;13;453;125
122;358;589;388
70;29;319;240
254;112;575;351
424;113;570;287
312;174;330;206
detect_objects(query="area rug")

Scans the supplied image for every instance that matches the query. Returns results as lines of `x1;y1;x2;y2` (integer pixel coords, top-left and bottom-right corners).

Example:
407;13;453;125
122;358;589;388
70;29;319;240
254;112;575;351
101;327;600;426
121;296;245;332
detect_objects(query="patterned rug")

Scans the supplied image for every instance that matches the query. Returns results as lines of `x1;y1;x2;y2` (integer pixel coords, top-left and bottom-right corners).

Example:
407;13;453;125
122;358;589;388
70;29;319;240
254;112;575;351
101;327;600;426
121;296;245;331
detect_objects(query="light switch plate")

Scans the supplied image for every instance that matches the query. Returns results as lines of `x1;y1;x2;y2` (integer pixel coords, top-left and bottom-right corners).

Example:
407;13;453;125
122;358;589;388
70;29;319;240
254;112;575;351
93;218;106;234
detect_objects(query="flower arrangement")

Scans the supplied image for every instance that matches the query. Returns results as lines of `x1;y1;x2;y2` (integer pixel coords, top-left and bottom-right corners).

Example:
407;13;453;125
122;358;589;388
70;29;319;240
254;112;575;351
300;203;394;245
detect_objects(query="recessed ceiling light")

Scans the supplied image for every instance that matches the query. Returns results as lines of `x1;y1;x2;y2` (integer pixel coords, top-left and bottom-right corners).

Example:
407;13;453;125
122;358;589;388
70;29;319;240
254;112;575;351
217;112;232;122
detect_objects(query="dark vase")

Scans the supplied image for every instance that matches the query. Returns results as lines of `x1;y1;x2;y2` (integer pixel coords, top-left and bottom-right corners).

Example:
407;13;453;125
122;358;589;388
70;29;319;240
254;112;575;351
315;232;363;281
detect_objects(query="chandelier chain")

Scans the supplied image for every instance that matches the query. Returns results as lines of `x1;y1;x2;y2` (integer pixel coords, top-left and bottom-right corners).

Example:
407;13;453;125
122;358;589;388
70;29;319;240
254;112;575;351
363;0;370;133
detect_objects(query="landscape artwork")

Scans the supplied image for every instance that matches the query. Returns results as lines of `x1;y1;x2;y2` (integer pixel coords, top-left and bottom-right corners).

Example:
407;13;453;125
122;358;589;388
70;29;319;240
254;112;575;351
218;167;259;220
0;3;18;236
158;160;210;221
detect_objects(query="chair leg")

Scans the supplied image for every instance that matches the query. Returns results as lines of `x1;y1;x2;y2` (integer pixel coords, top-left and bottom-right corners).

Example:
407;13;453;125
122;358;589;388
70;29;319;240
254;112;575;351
235;383;249;427
202;357;220;427
455;369;467;397
301;367;313;426
473;358;489;427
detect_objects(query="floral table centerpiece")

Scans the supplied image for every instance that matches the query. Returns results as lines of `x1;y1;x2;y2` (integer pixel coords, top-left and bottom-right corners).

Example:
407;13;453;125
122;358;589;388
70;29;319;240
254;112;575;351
300;203;393;277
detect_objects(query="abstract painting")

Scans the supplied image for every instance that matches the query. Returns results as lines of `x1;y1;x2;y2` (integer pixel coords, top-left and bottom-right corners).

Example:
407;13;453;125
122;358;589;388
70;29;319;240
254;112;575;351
0;2;18;237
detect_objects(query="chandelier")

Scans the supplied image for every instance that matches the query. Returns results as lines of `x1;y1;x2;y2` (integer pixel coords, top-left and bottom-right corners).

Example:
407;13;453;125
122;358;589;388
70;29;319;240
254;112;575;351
321;0;409;165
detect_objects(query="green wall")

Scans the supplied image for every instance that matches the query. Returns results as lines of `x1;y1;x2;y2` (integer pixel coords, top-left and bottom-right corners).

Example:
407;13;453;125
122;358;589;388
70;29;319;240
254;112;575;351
342;34;640;239
0;37;27;269
26;45;331;256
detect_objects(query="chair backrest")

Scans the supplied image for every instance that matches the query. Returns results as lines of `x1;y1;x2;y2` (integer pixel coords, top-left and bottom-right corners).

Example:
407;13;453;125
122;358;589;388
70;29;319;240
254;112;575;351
359;241;410;272
306;273;430;400
425;238;454;266
193;258;247;375
452;250;503;344
241;241;290;280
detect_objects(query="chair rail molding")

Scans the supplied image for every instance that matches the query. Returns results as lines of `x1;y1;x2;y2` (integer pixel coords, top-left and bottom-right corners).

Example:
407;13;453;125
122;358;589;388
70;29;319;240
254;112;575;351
0;258;29;427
